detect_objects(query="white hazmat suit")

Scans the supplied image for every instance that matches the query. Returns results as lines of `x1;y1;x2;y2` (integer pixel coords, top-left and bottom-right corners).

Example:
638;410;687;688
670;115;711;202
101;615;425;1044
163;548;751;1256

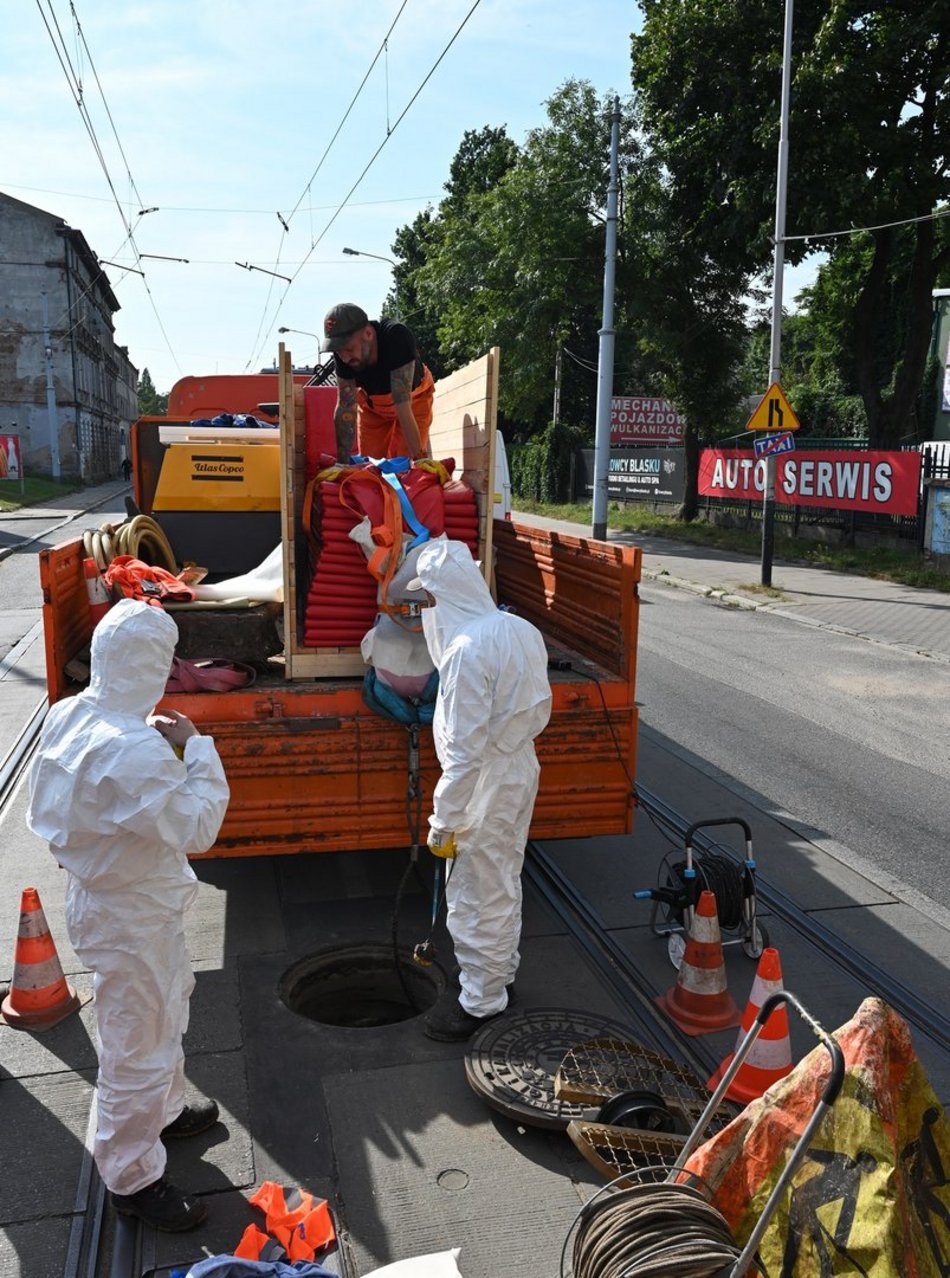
414;538;551;1018
27;600;230;1195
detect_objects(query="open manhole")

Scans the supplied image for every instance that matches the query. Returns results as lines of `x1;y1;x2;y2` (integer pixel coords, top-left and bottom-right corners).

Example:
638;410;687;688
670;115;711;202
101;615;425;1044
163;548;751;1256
280;944;447;1028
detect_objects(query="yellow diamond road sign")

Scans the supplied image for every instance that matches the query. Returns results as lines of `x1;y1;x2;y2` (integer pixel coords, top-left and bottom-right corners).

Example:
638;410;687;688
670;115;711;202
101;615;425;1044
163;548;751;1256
746;382;800;432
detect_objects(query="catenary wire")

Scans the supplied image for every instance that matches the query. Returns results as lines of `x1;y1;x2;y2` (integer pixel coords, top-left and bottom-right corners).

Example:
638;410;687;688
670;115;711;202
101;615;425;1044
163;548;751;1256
245;0;483;372
284;0;412;227
35;0;182;371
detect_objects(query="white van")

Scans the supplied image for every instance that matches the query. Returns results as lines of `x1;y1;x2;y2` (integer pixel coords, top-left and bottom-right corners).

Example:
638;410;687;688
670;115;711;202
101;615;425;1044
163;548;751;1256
493;430;512;520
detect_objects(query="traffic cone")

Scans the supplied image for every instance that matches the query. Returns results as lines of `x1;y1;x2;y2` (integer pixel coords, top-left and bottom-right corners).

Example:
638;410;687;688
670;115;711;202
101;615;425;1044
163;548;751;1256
1;887;82;1031
706;947;793;1104
656;890;742;1035
84;557;111;628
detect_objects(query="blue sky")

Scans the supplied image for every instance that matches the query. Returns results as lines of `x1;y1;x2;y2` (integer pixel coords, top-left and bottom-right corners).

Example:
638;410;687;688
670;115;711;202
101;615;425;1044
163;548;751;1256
6;1;814;397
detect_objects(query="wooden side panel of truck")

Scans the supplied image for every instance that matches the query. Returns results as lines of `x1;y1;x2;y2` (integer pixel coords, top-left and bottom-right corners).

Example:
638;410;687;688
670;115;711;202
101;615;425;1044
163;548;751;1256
38;353;640;856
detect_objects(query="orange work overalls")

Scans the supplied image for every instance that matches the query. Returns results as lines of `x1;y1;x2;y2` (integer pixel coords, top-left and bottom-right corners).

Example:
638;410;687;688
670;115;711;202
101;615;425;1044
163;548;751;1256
357;365;435;458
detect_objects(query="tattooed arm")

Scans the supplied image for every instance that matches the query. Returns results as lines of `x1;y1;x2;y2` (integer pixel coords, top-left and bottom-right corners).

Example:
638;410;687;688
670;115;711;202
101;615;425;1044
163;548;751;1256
334;378;358;462
390;359;427;460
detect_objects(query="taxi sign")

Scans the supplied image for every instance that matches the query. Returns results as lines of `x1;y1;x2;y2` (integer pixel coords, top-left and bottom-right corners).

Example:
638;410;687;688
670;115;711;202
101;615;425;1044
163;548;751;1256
746;382;800;432
753;431;796;459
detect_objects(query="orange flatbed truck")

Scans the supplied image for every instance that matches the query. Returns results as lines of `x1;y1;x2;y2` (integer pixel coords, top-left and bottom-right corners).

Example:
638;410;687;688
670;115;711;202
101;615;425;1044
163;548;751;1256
38;349;640;857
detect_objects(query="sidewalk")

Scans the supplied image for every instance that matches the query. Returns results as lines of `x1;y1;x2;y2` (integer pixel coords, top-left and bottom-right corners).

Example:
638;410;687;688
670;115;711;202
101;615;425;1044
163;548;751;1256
516;511;950;665
0;480;129;563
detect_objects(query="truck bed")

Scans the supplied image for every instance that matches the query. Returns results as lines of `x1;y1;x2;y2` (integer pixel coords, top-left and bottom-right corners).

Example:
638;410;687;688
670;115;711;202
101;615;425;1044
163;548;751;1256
38;520;640;856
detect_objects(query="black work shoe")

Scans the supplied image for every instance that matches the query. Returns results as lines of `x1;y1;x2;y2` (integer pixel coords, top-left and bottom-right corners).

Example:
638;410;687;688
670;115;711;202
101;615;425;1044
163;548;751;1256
112;1175;208;1232
161;1098;220;1140
423;997;502;1042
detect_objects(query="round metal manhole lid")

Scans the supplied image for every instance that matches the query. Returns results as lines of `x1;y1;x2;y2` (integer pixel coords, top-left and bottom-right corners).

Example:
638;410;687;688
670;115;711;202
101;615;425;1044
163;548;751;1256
464;1008;637;1130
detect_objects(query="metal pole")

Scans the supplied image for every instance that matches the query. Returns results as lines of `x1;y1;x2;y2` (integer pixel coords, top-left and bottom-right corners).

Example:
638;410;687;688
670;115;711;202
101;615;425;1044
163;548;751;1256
761;0;794;585
41;290;61;480
592;96;621;541
552;346;563;427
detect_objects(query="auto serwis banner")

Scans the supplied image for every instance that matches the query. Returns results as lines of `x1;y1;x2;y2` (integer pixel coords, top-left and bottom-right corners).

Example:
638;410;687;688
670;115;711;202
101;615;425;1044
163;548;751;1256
699;449;922;516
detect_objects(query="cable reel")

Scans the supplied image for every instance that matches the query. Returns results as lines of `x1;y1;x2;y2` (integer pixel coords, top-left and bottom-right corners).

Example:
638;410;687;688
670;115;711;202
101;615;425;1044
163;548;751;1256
635;817;769;968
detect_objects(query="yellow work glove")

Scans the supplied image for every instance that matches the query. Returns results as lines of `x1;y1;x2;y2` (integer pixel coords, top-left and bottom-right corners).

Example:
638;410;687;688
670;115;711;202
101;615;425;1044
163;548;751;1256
427;828;458;859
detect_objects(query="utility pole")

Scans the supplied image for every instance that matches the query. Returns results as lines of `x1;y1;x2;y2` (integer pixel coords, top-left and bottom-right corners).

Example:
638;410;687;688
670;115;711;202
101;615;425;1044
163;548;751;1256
41;290;61;480
552;346;563;427
761;0;794;585
592;96;621;541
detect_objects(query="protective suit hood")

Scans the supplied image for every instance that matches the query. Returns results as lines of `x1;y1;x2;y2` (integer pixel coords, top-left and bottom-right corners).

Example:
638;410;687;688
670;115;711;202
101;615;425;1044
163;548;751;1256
86;599;177;717
414;537;495;665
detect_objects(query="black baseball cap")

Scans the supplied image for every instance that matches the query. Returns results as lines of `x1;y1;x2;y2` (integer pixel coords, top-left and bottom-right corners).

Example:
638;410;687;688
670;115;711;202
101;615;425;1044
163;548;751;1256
321;303;369;352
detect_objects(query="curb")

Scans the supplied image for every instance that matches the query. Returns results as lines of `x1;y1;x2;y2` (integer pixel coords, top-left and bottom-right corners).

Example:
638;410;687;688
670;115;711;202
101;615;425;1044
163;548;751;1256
640;566;760;612
0;486;129;564
640;564;950;665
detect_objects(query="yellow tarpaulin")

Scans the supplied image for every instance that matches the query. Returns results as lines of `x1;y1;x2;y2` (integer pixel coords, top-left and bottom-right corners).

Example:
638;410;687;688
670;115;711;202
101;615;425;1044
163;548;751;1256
685;997;950;1276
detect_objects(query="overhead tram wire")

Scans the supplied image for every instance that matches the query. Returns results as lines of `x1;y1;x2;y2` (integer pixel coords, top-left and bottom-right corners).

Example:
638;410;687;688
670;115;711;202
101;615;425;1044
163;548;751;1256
2;182;442;216
69;0;149;217
245;0;484;372
287;0;484;284
283;0;412;229
35;0;182;373
241;0;412;364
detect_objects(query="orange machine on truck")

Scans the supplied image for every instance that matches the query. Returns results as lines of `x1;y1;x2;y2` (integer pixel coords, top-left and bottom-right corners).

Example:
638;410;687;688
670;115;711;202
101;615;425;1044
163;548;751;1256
38;349;641;857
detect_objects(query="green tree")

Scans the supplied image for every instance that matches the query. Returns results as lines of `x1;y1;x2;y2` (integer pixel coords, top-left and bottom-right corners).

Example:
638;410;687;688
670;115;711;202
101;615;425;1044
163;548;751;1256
622;108;751;517
631;0;950;448
385;208;446;379
137;368;167;416
416;82;637;435
384;127;521;381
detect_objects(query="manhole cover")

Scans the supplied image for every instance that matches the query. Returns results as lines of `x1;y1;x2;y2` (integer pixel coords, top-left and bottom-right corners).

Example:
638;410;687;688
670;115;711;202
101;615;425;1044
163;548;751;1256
280;944;446;1028
464;1008;636;1130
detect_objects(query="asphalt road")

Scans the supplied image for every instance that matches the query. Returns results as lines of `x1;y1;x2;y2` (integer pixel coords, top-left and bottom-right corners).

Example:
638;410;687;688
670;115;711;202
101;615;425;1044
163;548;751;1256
0;497;129;663
4;502;948;916
636;575;950;909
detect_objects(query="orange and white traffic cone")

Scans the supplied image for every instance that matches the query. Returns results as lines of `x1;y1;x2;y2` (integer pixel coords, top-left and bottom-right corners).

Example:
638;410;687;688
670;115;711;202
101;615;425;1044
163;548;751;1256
1;887;83;1031
706;946;793;1103
655;890;742;1036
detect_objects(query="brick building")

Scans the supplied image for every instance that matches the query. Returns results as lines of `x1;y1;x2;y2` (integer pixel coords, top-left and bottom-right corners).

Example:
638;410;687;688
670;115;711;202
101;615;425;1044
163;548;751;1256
0;190;138;482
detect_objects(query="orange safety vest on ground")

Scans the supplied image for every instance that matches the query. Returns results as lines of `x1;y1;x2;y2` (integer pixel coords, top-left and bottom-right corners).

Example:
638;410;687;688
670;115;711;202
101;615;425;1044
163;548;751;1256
246;1181;336;1263
357;365;435;458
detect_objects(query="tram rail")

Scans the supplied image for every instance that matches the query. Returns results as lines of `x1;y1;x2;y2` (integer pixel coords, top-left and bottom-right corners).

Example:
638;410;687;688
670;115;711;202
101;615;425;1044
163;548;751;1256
525;782;950;1090
4;708;947;1276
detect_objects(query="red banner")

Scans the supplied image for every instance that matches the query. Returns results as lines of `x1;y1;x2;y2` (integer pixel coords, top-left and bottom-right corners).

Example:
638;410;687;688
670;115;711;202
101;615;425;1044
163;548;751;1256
699;449;921;516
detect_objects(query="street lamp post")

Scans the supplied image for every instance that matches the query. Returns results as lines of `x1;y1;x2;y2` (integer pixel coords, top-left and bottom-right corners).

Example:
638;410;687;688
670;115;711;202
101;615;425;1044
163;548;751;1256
342;247;400;321
277;327;329;375
278;327;320;340
761;0;795;586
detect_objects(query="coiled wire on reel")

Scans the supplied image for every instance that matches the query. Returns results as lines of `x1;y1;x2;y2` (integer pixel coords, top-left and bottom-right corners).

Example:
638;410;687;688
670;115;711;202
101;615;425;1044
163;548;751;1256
565;1171;743;1278
656;845;746;932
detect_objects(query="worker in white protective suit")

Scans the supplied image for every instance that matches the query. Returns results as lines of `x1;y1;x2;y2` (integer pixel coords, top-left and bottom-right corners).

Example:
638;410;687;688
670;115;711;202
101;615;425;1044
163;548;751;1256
26;600;230;1232
407;537;552;1042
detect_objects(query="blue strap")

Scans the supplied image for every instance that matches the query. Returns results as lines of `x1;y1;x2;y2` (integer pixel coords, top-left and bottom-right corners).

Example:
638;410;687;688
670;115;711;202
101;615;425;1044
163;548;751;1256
380;466;429;548
346;456;429;547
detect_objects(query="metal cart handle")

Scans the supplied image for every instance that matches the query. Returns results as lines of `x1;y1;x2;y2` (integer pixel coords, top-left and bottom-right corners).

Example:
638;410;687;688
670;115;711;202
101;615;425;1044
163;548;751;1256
669;990;845;1277
684;816;753;848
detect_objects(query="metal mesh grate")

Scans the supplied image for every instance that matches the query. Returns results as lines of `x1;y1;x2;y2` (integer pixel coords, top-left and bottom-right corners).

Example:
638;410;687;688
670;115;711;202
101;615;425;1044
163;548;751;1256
555;1037;741;1128
567;1120;687;1185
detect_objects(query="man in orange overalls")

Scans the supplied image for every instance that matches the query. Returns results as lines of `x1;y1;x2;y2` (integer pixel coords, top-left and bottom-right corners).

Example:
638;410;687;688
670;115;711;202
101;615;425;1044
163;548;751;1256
322;303;434;463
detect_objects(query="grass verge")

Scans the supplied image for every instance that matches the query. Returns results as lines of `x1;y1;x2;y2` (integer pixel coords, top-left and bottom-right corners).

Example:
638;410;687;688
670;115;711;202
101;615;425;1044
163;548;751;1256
514;499;950;593
0;477;82;512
